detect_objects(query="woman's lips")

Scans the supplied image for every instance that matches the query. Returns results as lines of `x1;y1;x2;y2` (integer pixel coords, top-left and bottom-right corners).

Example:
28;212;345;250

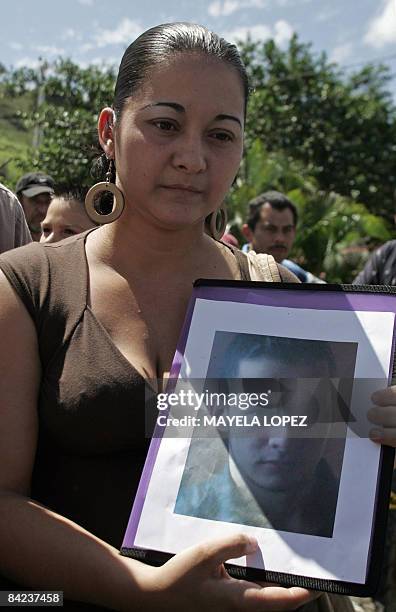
162;184;203;193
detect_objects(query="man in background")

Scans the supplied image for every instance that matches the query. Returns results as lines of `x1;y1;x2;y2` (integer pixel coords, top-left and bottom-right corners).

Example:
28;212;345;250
16;172;55;241
0;182;31;253
353;239;396;285
353;221;396;611
242;191;323;283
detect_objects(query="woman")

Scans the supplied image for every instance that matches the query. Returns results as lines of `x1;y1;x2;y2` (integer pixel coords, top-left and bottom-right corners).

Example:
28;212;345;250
0;23;391;611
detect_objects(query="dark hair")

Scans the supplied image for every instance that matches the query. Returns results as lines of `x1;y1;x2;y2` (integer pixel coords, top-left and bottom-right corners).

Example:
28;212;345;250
246;191;298;231
218;333;336;379
53;185;89;203
207;332;350;425
114;22;249;119
50;187;99;226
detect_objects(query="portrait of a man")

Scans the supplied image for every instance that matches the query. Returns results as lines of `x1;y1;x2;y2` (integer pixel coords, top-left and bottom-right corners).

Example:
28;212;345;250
175;332;357;538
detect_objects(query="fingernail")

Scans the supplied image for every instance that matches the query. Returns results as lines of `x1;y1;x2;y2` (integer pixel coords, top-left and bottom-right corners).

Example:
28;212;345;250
370;428;383;441
246;537;258;554
371;391;380;403
367;408;377;422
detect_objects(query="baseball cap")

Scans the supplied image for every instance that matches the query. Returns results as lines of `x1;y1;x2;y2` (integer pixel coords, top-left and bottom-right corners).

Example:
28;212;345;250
16;172;55;198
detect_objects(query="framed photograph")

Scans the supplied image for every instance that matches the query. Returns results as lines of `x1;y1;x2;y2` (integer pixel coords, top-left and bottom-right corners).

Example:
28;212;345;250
121;281;396;596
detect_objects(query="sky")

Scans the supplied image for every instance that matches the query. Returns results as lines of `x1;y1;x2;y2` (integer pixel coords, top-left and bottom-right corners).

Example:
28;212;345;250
1;0;396;96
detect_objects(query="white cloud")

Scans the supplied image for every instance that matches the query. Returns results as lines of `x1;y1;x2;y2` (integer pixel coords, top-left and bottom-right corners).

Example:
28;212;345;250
15;57;41;69
224;19;294;46
93;18;143;47
274;20;294;46
364;0;396;48
223;24;272;43
78;0;94;5
208;0;239;16
33;45;65;56
9;42;23;51
91;56;118;66
315;6;340;23
208;0;265;17
80;42;95;53
330;43;353;64
78;57;118;69
276;0;311;6
62;28;79;41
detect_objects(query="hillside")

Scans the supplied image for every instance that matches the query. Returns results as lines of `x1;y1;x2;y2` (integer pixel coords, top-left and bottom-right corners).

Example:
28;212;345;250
0;87;34;190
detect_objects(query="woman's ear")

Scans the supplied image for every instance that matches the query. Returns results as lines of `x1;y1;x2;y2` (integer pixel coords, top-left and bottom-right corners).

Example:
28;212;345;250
98;107;116;159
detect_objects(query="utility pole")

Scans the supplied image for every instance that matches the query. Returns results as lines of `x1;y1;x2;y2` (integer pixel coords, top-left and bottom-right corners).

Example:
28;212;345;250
32;58;47;149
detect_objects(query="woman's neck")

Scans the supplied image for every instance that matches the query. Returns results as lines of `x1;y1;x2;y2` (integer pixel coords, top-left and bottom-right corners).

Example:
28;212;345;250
89;214;214;274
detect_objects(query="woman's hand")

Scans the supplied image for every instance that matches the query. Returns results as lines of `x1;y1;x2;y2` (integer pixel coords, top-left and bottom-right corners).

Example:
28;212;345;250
144;533;320;611
368;386;396;446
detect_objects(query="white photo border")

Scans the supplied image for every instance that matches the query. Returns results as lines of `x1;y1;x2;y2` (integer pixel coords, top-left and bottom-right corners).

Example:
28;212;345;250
122;283;396;593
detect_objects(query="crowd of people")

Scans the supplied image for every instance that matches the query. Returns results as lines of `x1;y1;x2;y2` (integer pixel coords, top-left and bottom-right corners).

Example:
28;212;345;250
2;170;391;291
0;21;395;612
0;173;97;250
0;170;392;292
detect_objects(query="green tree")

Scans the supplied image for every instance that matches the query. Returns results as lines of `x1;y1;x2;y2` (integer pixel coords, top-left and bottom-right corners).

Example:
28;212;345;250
227;140;391;282
239;35;396;220
1;44;395;281
1;59;116;189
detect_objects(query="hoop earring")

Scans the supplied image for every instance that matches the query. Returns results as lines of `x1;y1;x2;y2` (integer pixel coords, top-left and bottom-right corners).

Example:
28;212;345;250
207;204;227;240
85;159;125;224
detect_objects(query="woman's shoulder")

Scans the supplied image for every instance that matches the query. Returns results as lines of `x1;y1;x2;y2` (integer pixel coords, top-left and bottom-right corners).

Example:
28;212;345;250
245;250;300;283
219;241;300;283
0;242;51;311
276;262;301;283
0;231;92;325
0;230;92;274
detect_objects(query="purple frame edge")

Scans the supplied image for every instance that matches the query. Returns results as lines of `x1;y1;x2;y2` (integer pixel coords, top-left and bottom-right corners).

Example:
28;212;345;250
122;284;396;549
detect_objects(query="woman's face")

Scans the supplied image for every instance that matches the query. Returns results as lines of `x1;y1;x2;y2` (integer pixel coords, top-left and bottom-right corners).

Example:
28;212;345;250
112;54;245;231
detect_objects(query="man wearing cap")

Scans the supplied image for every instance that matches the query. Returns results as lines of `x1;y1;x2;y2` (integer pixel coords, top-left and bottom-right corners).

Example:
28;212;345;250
16;172;55;241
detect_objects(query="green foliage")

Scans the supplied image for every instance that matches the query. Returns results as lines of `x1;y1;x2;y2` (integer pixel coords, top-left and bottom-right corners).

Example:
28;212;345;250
0;59;116;189
0;84;35;187
17;106;99;189
0;40;395;281
227;140;391;282
240;35;396;220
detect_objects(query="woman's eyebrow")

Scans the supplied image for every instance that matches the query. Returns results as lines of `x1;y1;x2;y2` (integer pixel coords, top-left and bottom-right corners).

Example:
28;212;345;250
141;101;185;112
216;114;242;128
141;103;242;127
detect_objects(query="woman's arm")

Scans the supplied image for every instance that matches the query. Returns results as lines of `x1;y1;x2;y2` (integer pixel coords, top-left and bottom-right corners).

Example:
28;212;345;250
0;270;151;609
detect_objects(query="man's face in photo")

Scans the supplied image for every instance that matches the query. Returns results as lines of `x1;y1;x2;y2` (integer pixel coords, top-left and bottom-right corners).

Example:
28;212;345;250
228;355;330;496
